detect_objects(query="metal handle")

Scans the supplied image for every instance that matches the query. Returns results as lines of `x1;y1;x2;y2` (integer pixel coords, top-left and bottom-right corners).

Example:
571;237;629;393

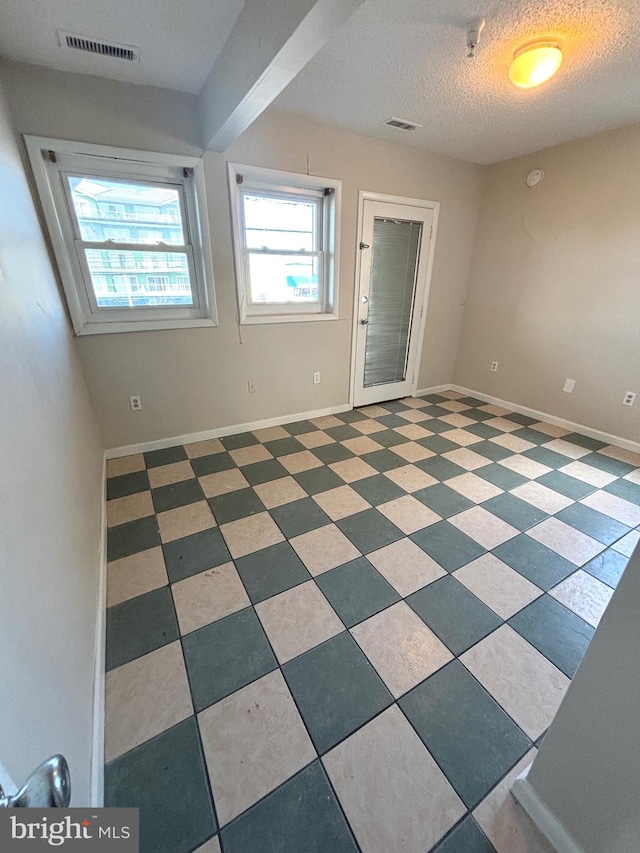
0;755;71;808
360;318;369;325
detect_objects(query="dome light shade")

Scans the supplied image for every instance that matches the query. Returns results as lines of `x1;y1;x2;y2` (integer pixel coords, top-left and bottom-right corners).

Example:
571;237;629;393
509;41;563;88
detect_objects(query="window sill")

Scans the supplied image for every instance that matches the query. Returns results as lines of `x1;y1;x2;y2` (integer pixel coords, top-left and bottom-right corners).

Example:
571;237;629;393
241;312;340;326
75;318;218;335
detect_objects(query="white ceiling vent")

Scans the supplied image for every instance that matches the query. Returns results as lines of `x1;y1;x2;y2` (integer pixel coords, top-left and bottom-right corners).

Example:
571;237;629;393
57;30;140;62
384;117;422;132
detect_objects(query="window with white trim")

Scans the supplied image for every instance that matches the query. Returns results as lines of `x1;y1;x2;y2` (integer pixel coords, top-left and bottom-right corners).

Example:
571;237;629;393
228;163;340;324
25;137;217;335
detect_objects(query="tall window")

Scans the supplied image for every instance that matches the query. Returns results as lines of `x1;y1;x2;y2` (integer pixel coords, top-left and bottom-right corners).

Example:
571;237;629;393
228;163;340;324
26;137;216;335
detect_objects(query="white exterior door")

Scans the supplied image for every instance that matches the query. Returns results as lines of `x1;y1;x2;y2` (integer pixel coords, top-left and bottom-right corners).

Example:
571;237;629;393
352;196;436;407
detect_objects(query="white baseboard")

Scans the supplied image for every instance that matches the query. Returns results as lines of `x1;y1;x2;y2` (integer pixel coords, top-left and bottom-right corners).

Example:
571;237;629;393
413;384;452;396
451;385;640;455
106;403;352;458
512;778;586;853
90;455;107;807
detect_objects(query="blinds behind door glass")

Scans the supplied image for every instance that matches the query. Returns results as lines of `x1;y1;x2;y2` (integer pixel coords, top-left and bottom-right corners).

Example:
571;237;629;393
363;218;422;387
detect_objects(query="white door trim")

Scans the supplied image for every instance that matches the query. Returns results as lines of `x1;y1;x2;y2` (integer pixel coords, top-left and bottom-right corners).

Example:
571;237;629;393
349;190;440;408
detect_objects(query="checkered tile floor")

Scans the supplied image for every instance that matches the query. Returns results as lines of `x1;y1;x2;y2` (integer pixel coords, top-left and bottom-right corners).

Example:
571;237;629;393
103;392;640;853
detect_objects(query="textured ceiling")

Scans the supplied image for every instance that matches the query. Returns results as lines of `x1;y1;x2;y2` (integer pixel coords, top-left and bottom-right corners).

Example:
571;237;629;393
275;0;640;163
0;0;244;94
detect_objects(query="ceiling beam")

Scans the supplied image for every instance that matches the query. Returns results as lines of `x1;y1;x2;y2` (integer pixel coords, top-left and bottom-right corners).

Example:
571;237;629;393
198;0;365;152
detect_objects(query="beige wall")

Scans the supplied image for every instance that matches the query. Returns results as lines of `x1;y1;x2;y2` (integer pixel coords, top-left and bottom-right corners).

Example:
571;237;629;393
1;61;485;450
454;124;640;443
524;543;640;853
0;80;103;803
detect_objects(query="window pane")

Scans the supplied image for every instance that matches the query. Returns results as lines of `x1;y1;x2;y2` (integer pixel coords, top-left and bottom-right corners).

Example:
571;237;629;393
243;193;317;252
84;249;193;307
68;176;185;245
248;254;319;303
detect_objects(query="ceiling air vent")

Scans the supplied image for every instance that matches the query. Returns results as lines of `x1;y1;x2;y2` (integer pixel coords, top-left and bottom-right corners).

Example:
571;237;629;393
57;30;140;62
384;117;421;132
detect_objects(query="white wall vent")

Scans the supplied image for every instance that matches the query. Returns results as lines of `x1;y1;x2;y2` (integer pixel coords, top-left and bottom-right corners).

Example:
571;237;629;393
57;30;140;62
384;117;421;132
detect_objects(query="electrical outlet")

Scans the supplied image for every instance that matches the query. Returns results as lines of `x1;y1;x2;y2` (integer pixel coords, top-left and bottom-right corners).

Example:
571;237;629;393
563;379;575;393
623;391;636;407
313;371;321;385
248;380;256;394
129;395;142;411
491;361;498;373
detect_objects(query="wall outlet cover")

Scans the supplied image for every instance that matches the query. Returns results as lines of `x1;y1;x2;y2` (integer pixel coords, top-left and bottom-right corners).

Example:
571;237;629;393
563;379;575;393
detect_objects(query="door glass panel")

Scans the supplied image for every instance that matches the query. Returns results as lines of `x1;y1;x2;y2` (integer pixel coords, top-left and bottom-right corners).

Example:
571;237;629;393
363;218;422;387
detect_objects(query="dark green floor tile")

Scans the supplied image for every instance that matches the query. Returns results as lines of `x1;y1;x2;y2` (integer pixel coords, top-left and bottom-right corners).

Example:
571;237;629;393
190;451;236;477
350;474;405;505
222;761;358;853
493;534;576;589
509;595;594;678
422;404;451;417
420;394;448;404
271;497;331;537
582;549;629;588
294;465;344;495
399;661;531;809
208;487;265;524
471;441;513;462
475;463;527;490
407;576;500;655
316;557;400;627
562;432;606;451
163;528;231;583
313;443;355;464
374;428;410;447
421;418;456;434
107;516;160;561
556;503;630;545
360;448;407;472
107;470;150;500
144;445;187;468
106;587;178;671
221;431;260;450
183;608;277;710
604;477;640;506
283;419;319;435
511;427;551;445
377;413;410;429
283;632;392;753
536;470;595;500
456;396;485;407
242;458;289;486
415;456;466;482
579;452;634;477
432;817;496;853
464;422;504;441
263;436;306;457
482;493;547;531
419;435;460;455
337;508;403;553
324;424;361;441
382;399;410;412
235;541;311;603
504;412;538;426
411;521;485;571
461;409;496;424
522;445;572;469
105;718;215;853
152;478;205;513
413;483;474;518
335;409;367;423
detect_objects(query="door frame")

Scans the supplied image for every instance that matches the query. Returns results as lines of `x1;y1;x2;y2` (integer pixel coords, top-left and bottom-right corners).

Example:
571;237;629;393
348;190;440;408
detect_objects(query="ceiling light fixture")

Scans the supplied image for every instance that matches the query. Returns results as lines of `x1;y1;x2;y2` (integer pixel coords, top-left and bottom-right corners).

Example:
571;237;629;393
509;40;563;88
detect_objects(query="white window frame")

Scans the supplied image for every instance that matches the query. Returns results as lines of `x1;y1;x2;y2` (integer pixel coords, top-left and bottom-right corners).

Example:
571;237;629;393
25;136;217;335
228;163;340;325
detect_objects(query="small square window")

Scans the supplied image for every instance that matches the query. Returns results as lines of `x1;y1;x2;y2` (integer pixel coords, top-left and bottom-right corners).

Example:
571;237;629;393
26;137;217;335
229;164;341;324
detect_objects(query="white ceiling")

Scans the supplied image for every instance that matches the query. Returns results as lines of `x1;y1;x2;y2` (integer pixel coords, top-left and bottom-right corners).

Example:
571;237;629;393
1;0;640;163
0;0;244;94
275;0;640;163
